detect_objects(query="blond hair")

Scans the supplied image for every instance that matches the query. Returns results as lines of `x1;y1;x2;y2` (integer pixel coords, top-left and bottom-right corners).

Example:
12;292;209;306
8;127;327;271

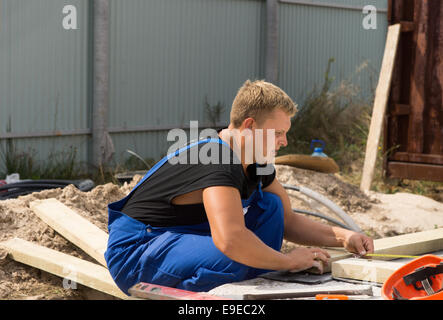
230;80;298;128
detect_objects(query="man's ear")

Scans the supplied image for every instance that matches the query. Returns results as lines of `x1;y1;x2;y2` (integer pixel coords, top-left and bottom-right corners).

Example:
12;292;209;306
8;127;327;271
242;117;255;130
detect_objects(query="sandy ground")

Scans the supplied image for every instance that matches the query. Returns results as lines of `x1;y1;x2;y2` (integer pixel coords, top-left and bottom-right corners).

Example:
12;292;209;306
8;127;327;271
1;165;443;300
275;166;443;241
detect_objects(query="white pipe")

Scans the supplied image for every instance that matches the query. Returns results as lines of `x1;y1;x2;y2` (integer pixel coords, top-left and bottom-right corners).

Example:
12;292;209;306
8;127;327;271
298;186;362;232
282;183;362;232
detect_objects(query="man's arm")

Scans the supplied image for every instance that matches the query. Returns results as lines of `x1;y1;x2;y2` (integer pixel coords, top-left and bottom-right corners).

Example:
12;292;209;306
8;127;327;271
263;178;374;255
202;185;329;272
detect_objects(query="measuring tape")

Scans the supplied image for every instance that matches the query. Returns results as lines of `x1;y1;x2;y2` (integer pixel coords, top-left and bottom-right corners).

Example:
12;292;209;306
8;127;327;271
364;253;420;259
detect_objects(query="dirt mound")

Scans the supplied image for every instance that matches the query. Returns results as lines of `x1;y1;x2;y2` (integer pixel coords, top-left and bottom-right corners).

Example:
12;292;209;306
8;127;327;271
276;165;376;214
276;165;443;252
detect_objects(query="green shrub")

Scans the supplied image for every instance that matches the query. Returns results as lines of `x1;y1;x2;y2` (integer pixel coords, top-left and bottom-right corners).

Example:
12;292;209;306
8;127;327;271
282;58;373;173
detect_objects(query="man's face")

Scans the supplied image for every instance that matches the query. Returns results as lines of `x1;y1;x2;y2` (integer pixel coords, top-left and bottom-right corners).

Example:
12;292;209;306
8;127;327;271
260;108;291;150
249;108;291;163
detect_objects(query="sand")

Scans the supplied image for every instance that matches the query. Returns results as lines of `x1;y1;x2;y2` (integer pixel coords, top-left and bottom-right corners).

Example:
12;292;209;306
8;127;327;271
1;165;443;299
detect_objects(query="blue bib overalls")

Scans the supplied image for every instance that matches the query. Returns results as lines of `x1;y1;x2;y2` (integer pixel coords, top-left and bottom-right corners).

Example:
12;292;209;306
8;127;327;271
104;138;285;295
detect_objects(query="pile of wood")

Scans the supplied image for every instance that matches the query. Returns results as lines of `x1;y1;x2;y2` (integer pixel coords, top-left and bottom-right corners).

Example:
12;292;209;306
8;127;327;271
0;198;128;300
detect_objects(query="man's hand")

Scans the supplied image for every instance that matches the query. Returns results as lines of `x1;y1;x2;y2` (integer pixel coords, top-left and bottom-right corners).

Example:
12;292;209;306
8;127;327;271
284;247;330;274
341;231;374;256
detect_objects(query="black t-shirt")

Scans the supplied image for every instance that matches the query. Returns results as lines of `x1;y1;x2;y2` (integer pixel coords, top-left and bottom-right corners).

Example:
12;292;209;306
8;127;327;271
121;139;276;227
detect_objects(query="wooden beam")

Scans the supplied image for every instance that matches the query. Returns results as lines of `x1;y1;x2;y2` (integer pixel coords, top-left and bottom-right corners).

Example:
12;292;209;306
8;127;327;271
325;248;352;261
306;248;352;274
390;104;411;116
0;238;128;300
373;228;443;257
390;152;443;165
332;228;443;282
30;199;108;266
332;258;406;283
387;0;392;23
387;162;443;182
360;24;401;194
407;1;428;155
400;21;415;32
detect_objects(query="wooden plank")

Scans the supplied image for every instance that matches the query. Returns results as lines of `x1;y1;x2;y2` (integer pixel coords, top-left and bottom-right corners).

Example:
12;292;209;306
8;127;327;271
322;228;439;272
374;227;443;257
332;258;406;283
309;248;352;273
390;152;443;165
387;0;392;23
321;227;443;272
360;24;401;194
327;227;443;260
407;1;428;155
390;104;411;116
0;238;128;300
30;198;108;266
427;1;443;155
331;228;443;283
400;21;415;32
325;248;352;261
383;114;390;177
387;161;443;182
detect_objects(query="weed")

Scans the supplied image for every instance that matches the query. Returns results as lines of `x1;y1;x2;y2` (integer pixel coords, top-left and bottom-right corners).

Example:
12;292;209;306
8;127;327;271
204;96;225;127
0;142;80;180
283;58;372;171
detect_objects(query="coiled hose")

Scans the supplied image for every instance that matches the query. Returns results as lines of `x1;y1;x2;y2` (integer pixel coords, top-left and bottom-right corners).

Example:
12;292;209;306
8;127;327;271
282;183;362;233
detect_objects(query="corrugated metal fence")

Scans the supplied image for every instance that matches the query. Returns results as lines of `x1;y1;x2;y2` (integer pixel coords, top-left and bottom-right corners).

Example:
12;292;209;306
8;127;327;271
0;0;388;173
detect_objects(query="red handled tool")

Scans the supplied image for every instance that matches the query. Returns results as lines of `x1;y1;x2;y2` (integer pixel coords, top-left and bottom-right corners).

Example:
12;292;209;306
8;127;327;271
128;282;230;300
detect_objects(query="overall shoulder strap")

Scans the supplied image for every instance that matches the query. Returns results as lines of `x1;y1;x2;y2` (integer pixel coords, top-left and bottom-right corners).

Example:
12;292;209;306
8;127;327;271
131;138;228;192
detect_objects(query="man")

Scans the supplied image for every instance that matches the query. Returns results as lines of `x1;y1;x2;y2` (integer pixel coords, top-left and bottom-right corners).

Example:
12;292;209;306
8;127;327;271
105;80;374;295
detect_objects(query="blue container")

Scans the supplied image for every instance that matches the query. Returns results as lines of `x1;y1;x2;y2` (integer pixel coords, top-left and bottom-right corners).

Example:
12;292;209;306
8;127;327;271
310;140;328;158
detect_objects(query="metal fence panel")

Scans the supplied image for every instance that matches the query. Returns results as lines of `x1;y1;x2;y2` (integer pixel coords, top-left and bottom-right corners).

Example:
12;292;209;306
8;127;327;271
108;0;264;162
278;0;388;103
0;0;91;171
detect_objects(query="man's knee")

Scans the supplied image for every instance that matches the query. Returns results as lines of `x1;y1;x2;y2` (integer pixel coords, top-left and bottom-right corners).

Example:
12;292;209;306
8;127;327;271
179;263;250;292
132;232;250;291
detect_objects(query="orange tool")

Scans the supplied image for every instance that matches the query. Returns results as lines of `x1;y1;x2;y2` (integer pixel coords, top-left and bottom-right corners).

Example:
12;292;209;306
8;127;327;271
316;294;349;300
